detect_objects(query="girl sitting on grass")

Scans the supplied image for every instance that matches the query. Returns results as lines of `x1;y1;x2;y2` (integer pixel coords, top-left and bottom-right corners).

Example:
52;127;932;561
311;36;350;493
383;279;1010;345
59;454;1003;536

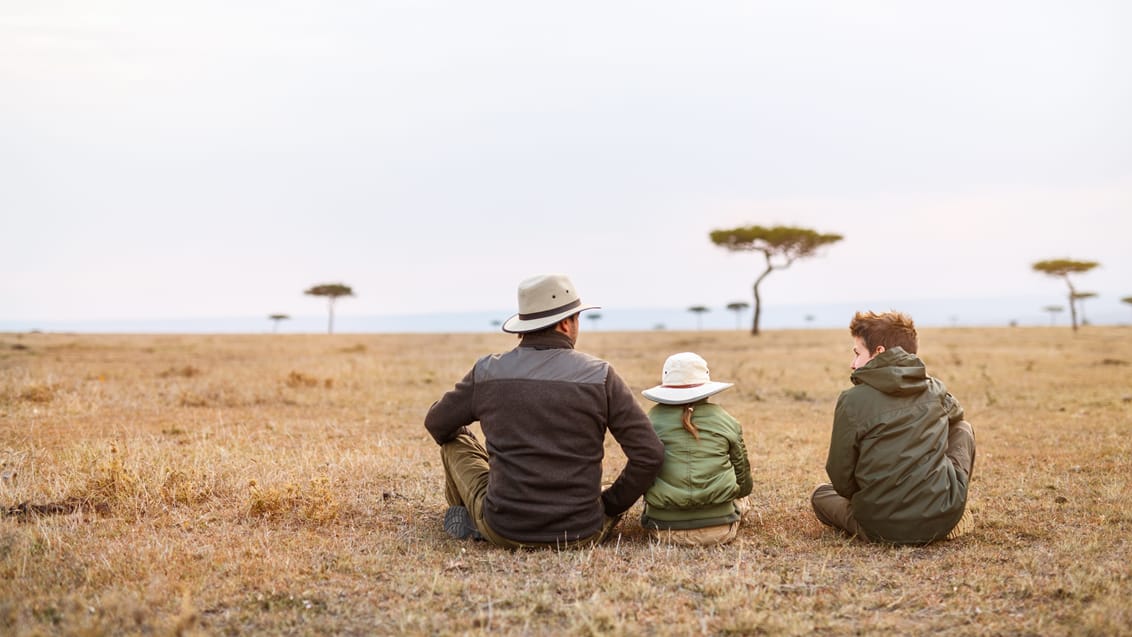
640;352;753;546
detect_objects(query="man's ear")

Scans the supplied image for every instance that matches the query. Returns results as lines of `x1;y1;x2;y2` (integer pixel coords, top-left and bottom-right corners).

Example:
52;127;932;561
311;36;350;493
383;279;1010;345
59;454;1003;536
554;316;573;335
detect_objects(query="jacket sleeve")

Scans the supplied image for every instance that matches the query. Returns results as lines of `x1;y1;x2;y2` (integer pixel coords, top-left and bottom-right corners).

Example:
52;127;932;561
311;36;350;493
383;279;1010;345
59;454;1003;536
423;367;477;445
939;381;965;425
825;391;860;498
600;367;665;517
729;422;754;499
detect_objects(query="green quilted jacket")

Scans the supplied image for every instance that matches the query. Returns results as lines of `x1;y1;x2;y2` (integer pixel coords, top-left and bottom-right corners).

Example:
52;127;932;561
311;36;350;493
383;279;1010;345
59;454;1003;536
642;402;753;529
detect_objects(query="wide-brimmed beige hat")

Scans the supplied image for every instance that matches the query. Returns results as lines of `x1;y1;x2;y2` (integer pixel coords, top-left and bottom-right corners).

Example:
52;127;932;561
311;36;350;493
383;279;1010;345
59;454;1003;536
642;352;734;405
501;274;600;334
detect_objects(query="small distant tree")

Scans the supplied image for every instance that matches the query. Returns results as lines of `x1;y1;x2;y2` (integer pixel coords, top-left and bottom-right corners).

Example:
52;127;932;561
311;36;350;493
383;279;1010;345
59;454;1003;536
1123;296;1132;321
711;225;843;335
1042;304;1064;326
1071;291;1098;326
268;313;290;333
304;283;354;334
688;305;710;330
725;301;750;330
1032;259;1099;332
586;312;602;329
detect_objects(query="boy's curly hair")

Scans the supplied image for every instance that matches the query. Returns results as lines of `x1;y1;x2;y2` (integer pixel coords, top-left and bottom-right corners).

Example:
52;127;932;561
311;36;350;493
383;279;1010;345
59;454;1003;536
849;311;918;354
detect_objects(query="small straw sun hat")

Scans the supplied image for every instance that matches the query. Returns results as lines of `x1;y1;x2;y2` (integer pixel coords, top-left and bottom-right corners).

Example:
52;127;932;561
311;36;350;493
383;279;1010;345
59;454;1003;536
642;352;734;405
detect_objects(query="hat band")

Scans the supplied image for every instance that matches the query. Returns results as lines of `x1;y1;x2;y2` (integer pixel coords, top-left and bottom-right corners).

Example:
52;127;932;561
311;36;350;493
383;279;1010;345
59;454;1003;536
663;383;706;388
518;298;582;320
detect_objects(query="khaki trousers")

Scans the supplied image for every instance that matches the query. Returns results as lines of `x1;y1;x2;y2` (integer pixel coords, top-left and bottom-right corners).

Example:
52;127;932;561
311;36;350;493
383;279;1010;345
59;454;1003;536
440;430;616;549
645;496;748;546
811;420;976;541
648;521;740;546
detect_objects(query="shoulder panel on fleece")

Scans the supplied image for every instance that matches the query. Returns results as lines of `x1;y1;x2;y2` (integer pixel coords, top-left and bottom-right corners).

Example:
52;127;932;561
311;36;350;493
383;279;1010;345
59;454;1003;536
475;348;608;385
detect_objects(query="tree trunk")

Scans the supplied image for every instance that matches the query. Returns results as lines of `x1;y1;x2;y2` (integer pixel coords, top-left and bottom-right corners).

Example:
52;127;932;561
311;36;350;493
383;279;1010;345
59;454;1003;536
1063;275;1079;332
750;253;774;335
327;298;336;334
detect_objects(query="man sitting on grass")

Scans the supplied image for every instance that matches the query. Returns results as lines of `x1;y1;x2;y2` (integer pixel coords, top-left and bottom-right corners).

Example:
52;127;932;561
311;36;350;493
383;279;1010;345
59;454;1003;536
425;273;664;548
811;311;976;544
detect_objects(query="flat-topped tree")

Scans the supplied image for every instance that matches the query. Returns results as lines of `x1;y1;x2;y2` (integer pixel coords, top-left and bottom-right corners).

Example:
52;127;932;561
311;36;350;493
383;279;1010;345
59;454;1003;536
710;225;843;335
586;312;602;330
726;301;750;330
1071;291;1098;326
268;313;290;333
1032;259;1099;332
1123;296;1132;320
1042;305;1064;326
304;283;354;334
688;305;709;330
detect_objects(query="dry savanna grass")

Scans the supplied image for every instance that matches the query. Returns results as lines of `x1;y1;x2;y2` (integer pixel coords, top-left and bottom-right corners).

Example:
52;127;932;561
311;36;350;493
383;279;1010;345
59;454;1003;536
1;326;1130;636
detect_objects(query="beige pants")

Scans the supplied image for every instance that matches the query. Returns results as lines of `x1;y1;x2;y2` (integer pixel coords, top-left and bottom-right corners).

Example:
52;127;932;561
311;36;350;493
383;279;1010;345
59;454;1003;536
440;429;615;549
811;420;976;542
649;521;740;546
646;497;749;546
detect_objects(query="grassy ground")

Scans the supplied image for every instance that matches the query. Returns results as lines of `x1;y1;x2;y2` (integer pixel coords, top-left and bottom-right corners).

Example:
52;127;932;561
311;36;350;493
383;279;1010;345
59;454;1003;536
1;326;1129;636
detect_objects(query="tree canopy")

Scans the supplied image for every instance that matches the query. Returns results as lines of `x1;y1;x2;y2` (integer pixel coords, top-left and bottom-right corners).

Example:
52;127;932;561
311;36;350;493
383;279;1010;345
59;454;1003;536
1041;304;1064;326
725;301;750;330
304;283;355;334
1032;259;1099;332
687;305;709;330
268;313;290;334
710;225;842;335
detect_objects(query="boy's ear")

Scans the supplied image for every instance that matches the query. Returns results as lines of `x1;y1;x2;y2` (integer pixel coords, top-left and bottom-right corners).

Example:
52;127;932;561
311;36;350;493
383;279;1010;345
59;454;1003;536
874;345;886;355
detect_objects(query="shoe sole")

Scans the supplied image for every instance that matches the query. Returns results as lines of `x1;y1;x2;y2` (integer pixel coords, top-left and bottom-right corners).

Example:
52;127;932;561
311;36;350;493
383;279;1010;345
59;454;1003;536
443;506;483;540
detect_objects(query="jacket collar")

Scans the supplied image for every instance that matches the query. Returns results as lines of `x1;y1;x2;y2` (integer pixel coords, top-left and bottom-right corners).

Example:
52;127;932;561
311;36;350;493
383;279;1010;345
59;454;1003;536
518;329;575;350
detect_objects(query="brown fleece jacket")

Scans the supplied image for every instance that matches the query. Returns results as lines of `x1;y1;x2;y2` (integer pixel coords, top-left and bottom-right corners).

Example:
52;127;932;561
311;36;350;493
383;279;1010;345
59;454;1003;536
425;330;664;543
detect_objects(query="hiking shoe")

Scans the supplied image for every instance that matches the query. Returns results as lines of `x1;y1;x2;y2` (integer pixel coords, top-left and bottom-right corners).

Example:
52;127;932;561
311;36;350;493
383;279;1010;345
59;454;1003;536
443;506;483;540
945;507;974;540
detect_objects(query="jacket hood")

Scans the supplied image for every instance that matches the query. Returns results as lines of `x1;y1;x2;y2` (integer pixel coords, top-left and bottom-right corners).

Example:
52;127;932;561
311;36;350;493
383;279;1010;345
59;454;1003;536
850;346;928;396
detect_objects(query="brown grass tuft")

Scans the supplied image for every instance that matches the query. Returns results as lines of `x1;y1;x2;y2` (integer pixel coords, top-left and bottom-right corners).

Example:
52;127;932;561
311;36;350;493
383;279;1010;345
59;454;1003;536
76;444;143;513
159;365;202;378
285;371;321;388
247;477;341;524
18;383;57;403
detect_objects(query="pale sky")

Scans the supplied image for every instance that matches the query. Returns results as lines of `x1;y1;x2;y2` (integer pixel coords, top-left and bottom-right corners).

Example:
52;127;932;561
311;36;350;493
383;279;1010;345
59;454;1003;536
3;1;1130;327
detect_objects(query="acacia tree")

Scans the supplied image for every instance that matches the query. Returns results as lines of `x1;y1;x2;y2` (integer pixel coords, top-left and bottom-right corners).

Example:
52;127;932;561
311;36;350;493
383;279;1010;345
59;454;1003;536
710;225;843;335
1032;259;1099;332
1071;291;1098;326
304;283;354;334
586;312;602;330
1123;296;1132;321
725;301;750;330
1042;305;1064;326
268;313;290;334
688;305;709;330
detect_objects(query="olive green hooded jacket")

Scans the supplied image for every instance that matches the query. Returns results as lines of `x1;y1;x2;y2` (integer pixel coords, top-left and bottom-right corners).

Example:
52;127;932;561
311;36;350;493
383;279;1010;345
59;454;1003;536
826;347;969;544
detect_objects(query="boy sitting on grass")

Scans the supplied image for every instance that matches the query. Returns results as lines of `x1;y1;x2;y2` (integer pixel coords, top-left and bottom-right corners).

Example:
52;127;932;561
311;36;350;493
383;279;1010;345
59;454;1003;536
811;311;976;544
